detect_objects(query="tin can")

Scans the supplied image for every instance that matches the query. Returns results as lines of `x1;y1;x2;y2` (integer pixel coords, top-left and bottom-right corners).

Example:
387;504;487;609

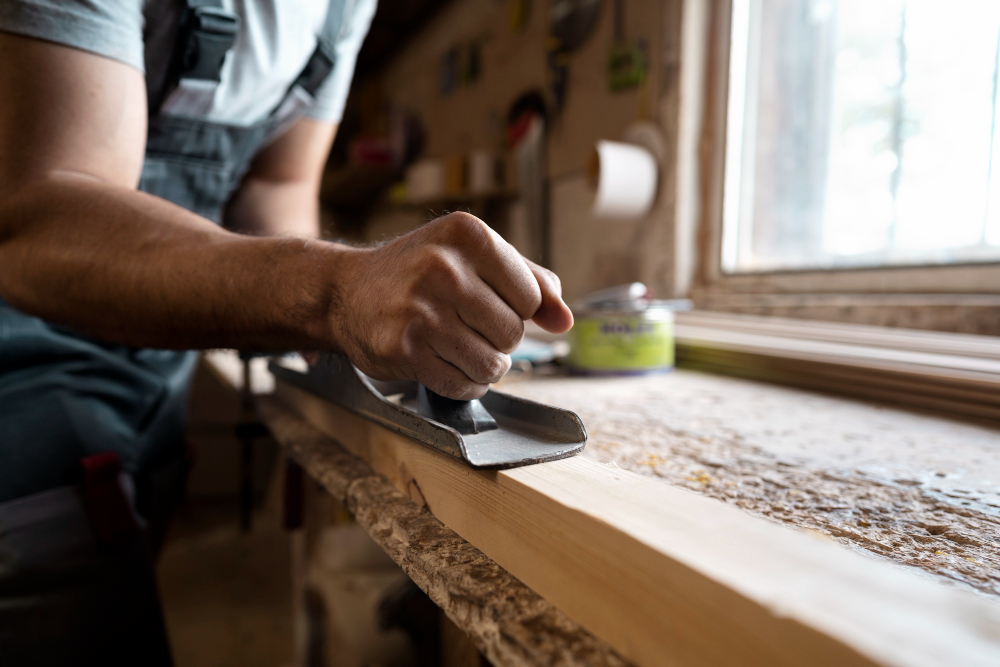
567;301;675;375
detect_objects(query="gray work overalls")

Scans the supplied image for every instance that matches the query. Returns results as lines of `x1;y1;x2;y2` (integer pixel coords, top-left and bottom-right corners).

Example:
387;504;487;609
0;1;344;663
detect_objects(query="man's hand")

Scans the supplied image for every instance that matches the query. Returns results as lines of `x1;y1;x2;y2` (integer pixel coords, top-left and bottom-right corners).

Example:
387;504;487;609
332;213;573;399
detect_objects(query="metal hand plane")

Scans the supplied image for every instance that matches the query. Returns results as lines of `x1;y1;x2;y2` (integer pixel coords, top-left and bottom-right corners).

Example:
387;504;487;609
269;353;586;469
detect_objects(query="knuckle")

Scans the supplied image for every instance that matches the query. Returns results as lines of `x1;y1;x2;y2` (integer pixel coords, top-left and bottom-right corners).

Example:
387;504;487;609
414;305;442;336
437;376;483;401
527;285;543;315
421;250;464;291
399;302;426;330
463;383;489;400
439;263;465;292
513;283;542;320
469;351;510;385
484;353;511;383
496;318;524;354
541;266;561;290
445;212;491;245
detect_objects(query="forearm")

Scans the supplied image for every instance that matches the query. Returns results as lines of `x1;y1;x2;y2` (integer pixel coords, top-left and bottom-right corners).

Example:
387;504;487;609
223;117;335;238
0;172;353;351
225;177;321;238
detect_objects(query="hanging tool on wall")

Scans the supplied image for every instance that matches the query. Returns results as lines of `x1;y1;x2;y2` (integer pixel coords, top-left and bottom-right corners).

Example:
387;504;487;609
506;91;549;264
270;354;586;469
547;0;603;112
550;0;603;50
607;0;648;91
507;0;531;32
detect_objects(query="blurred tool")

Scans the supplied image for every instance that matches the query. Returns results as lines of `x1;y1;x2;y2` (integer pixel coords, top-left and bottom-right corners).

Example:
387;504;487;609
607;0;647;91
444;154;466;197
507;91;549;263
549;0;602;50
507;0;531;32
547;0;603;111
462;41;482;85
439;46;459;95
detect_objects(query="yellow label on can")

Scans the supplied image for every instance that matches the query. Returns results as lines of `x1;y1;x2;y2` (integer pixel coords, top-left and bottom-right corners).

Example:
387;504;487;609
567;315;674;372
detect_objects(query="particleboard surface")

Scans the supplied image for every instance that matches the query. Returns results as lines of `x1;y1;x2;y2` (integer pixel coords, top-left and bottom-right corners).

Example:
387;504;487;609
256;398;628;667
496;369;1000;599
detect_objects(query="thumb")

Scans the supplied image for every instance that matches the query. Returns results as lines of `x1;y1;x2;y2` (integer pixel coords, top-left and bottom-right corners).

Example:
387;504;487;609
522;258;574;334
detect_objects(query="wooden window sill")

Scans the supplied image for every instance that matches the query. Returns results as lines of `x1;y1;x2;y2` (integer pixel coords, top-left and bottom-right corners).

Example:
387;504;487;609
674;310;1000;423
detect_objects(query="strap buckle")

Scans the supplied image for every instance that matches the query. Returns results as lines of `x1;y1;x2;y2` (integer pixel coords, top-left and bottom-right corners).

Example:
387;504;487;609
293;46;335;98
178;6;240;83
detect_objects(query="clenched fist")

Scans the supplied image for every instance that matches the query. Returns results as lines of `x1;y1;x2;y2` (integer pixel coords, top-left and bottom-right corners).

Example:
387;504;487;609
331;212;573;399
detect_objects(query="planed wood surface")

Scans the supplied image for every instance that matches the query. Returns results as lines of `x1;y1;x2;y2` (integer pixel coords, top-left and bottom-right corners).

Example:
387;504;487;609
256;397;628;667
273;378;1000;667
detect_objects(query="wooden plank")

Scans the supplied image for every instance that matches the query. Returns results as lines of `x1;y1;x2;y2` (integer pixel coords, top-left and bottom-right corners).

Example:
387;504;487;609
273;378;1000;667
680;348;1000;422
677;311;1000;359
675;324;1000;377
255;397;627;667
674;313;1000;422
681;345;1000;404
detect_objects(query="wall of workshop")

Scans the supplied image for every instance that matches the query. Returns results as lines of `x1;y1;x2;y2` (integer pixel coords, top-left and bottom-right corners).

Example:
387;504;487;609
360;0;680;302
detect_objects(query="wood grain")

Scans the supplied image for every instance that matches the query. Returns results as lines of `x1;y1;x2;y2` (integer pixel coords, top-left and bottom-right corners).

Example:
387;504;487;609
675;311;1000;423
256;397;628;667
273;379;1000;667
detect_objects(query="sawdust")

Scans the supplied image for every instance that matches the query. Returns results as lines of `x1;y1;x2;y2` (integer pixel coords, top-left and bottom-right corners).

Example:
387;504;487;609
498;370;1000;600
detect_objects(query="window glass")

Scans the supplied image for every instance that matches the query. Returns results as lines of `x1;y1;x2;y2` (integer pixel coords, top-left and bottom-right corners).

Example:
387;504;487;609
723;0;1000;272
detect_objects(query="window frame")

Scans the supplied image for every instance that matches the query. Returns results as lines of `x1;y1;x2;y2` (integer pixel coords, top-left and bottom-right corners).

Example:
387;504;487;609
687;0;1000;332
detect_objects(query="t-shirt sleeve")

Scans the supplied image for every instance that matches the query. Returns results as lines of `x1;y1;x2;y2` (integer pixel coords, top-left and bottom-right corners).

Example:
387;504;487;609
307;0;377;125
0;0;145;72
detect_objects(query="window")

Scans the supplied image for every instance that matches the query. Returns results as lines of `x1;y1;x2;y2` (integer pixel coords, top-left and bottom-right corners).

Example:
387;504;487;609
722;0;1000;273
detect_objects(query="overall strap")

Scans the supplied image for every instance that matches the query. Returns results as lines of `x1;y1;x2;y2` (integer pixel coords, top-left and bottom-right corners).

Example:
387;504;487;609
154;0;240;117
268;0;346;122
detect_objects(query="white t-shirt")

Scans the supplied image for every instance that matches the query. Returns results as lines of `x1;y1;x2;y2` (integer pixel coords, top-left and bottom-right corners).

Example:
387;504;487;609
0;0;377;126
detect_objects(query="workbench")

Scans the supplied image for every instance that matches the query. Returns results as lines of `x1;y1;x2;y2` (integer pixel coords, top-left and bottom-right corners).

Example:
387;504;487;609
204;352;1000;666
498;370;1000;599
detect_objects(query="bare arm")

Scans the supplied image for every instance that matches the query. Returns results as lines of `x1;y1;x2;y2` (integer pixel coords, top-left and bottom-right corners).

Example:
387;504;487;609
224;117;337;238
0;33;573;399
0;33;343;351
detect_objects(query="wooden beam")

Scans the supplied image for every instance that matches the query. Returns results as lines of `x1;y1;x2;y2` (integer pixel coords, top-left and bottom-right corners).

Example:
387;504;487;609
256;397;626;667
273;378;1000;667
